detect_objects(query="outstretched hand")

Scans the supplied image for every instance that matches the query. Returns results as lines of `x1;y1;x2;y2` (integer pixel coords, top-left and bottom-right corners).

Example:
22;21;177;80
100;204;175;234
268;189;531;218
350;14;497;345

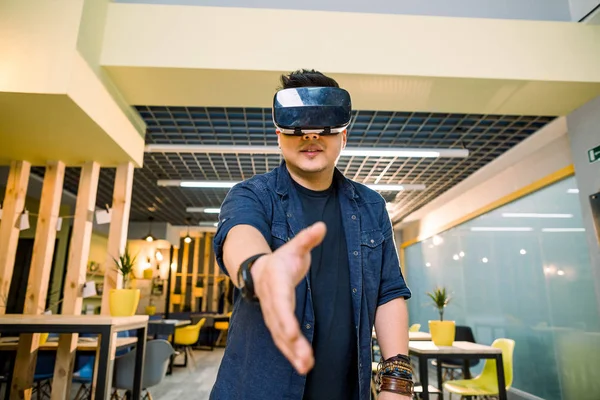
251;222;327;375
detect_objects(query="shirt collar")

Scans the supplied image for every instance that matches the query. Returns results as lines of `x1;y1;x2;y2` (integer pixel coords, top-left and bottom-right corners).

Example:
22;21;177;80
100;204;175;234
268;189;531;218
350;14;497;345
275;161;358;200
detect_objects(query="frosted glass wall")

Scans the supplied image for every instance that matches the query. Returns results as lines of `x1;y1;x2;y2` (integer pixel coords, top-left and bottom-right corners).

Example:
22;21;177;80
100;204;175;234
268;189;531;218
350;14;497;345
405;176;600;400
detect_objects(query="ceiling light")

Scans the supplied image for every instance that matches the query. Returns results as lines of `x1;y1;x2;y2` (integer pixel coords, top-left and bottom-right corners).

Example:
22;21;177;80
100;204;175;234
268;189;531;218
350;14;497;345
470;227;534;232
341;149;441;158
459;251;465;258
155;250;164;261
187;207;221;214
541;228;586;232
143;217;156;242
557;270;565;276
183;217;192;243
365;184;426;191
425;263;431;267
432;235;443;246
179;181;237;188
453;254;459;261
482;257;489;263
567;189;579;194
199;221;219;227
145;144;469;158
520;249;527;255
159;180;425;191
501;213;573;219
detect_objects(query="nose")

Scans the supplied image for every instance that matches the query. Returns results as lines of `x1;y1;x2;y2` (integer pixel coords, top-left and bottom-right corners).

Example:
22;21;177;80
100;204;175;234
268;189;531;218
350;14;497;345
302;132;320;140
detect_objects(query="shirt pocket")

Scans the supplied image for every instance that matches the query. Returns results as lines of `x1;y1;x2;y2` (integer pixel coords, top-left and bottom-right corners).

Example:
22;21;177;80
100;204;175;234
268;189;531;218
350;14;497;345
270;222;289;250
361;229;384;299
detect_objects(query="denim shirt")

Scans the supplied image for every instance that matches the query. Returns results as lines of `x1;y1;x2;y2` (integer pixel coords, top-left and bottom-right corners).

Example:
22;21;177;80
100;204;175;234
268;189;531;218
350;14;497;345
211;162;411;400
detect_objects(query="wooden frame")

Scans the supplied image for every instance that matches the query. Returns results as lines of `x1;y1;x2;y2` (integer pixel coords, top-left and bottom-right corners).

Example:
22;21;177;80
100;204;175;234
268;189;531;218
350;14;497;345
0;161;31;315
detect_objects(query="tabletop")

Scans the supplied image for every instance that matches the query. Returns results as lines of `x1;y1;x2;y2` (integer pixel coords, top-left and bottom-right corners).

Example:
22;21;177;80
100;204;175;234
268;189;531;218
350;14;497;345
409;340;501;355
0;336;138;351
149;319;191;327
0;315;149;327
372;330;432;341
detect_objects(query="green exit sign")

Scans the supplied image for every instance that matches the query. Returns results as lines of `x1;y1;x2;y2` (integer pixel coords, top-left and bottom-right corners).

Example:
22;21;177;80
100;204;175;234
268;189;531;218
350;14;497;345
589;145;600;163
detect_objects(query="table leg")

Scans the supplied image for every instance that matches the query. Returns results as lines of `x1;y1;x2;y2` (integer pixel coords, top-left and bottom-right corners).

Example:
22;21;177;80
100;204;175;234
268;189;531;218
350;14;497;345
463;359;471;379
95;328;114;400
435;357;443;400
167;326;175;375
495;354;507;400
132;326;147;400
419;355;429;400
2;352;15;400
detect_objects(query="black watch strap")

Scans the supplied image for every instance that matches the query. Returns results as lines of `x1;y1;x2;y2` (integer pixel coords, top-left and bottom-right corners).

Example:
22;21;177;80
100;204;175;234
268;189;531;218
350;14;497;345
238;253;267;302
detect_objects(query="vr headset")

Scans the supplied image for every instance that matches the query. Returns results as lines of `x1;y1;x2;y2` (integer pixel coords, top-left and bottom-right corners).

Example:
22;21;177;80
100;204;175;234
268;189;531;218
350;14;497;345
273;87;352;136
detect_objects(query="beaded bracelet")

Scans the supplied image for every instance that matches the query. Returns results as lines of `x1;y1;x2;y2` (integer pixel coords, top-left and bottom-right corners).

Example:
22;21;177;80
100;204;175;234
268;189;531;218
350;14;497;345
376;354;414;397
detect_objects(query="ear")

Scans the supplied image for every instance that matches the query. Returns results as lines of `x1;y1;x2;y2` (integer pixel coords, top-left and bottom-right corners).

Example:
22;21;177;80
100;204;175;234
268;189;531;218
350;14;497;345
341;129;348;149
276;129;282;148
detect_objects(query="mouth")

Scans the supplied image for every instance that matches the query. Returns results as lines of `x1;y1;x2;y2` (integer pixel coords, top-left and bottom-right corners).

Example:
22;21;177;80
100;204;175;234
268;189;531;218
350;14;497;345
300;146;324;154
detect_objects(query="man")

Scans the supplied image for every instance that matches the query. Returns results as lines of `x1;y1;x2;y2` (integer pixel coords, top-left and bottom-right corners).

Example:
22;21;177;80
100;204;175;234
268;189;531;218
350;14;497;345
211;69;412;399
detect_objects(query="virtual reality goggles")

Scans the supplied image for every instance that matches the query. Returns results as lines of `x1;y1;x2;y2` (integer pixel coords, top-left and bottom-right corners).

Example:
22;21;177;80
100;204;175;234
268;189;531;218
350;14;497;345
273;87;352;135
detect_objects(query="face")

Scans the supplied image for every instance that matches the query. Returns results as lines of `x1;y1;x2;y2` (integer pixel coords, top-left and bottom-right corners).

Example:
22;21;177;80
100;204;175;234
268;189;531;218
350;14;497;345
277;130;347;177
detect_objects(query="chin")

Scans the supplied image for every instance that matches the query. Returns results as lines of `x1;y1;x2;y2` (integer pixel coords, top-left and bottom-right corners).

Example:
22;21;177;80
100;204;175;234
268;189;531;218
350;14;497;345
290;159;330;174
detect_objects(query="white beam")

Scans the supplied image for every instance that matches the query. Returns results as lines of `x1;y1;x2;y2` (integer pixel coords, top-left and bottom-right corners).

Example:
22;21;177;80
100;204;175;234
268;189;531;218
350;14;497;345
144;144;469;158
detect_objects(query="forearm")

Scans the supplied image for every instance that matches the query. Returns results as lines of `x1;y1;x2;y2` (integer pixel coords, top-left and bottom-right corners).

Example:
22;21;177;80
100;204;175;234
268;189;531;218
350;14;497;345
222;224;272;287
374;297;409;358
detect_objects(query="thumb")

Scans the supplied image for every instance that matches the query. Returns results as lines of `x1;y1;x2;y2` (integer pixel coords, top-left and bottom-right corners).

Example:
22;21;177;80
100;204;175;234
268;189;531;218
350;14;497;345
288;222;327;255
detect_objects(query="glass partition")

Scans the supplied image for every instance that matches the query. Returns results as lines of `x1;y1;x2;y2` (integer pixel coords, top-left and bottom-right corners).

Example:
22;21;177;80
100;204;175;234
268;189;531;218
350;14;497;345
405;176;600;400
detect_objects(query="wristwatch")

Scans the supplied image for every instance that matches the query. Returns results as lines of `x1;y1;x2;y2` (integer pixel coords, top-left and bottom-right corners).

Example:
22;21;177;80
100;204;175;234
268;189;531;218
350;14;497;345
238;253;267;302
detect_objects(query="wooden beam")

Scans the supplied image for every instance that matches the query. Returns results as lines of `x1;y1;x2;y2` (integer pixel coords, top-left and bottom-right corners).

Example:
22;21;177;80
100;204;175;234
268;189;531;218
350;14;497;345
201;233;210;312
51;162;100;400
12;161;65;400
211;233;219;312
0;161;30;315
101;163;134;315
169;247;179;313
180;241;189;308
191;237;200;311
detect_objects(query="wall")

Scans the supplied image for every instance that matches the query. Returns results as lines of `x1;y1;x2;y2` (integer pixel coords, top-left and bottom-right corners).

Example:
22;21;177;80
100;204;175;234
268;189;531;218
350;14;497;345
115;0;571;21
569;0;600;20
566;95;600;318
405;176;600;400
400;118;572;243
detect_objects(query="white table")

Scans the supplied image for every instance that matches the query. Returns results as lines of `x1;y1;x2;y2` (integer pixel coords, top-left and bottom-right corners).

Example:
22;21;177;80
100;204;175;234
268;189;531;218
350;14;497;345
409;341;506;400
371;330;432;341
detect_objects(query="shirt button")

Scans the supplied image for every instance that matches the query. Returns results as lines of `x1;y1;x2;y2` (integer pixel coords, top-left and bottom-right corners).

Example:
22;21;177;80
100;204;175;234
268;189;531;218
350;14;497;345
286;213;292;218
351;215;356;220
353;288;357;294
370;239;375;244
353;251;358;256
305;324;311;330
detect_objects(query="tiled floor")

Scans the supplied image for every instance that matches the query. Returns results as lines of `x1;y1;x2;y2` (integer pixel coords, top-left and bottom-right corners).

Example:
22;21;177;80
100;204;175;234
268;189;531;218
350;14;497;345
149;349;224;400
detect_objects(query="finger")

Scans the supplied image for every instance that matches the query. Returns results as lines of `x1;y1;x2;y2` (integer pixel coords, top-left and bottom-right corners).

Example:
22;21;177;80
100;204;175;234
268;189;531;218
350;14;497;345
288;222;327;254
261;285;302;369
291;335;314;374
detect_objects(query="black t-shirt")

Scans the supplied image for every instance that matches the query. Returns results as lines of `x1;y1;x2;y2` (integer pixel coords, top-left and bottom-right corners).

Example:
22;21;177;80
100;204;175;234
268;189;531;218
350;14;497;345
292;180;358;400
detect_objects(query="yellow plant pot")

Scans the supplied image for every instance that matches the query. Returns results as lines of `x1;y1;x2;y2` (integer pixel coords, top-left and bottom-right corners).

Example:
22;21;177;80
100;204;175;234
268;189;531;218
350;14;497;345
145;305;156;315
109;289;140;316
39;333;49;345
429;320;456;346
143;269;154;279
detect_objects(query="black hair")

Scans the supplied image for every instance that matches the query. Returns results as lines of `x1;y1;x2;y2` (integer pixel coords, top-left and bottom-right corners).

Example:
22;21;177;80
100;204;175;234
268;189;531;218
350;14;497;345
279;69;339;89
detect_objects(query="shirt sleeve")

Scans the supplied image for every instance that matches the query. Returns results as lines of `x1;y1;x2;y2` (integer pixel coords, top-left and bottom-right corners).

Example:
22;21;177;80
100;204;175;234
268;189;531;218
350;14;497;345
213;181;271;277
378;205;412;306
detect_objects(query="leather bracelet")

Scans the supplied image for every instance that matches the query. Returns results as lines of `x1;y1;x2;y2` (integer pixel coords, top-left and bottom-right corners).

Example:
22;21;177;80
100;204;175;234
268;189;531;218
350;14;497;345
379;375;414;397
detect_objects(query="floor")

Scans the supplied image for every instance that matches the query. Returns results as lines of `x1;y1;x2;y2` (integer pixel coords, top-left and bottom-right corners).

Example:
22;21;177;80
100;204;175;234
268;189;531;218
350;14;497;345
149;349;224;400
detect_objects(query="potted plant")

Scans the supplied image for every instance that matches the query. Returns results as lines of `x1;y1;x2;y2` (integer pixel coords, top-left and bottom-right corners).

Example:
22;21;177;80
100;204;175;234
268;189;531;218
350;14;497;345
427;287;455;346
109;247;141;316
145;295;157;316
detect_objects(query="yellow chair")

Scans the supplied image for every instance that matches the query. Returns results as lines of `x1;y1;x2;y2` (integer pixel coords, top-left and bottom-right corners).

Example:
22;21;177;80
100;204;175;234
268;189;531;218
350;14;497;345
214;312;232;347
174;318;206;368
443;338;515;399
409;324;421;332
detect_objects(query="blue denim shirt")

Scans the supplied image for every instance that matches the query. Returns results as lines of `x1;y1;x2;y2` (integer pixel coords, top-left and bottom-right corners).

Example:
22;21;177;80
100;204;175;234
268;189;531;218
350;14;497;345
211;162;411;400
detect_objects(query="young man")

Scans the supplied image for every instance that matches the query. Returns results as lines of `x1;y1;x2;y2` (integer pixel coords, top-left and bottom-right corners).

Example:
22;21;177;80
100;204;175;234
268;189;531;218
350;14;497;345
210;70;412;400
